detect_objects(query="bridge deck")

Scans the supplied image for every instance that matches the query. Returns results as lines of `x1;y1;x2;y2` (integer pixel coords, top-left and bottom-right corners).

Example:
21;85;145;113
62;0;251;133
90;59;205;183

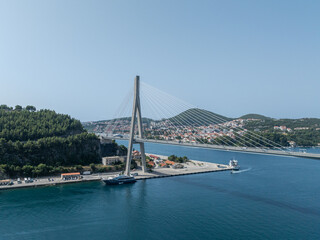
103;136;320;160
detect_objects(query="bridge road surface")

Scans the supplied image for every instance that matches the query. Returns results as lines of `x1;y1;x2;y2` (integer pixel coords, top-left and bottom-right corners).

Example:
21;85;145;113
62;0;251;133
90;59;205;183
103;136;320;160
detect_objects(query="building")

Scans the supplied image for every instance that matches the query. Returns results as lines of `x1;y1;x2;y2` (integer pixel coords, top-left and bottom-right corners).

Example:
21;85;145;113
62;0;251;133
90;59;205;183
147;161;155;167
288;141;296;147
61;172;81;180
132;150;141;160
274;126;287;131
102;156;125;165
165;160;176;165
149;154;160;160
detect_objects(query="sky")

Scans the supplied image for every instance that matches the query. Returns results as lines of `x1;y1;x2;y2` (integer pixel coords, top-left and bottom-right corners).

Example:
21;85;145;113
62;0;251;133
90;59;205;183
0;0;319;121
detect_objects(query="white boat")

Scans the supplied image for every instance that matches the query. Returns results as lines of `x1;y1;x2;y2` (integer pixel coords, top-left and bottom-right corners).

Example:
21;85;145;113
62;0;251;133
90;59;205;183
229;159;240;171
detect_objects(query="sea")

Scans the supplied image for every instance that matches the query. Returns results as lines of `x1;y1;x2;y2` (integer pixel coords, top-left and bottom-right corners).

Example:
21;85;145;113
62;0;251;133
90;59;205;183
0;141;320;240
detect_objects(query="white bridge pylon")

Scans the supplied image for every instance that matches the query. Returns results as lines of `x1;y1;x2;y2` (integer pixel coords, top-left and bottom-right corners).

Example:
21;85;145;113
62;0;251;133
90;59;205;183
124;76;147;176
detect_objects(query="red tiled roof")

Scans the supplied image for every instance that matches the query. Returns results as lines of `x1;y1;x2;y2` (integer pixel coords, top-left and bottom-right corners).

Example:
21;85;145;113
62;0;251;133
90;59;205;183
165;160;175;165
148;161;155;166
61;172;80;176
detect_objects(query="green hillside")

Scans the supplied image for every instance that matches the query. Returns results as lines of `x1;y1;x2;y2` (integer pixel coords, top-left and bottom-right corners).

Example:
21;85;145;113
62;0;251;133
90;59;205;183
244;118;320;131
239;114;272;120
0;105;102;177
169;108;231;126
0;108;83;141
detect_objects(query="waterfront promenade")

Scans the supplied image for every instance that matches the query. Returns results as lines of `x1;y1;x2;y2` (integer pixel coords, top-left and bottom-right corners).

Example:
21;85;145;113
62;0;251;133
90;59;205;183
0;158;233;190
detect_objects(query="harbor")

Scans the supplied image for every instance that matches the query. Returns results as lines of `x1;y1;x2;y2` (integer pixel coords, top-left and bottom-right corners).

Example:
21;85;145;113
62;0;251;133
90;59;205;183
0;156;234;190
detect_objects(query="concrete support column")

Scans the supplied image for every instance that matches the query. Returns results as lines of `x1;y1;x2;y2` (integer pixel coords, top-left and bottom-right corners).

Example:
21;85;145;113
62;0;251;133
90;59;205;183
125;76;147;176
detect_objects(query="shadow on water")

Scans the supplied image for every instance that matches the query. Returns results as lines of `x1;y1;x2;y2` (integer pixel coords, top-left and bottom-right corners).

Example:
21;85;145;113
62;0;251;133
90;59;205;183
171;176;320;217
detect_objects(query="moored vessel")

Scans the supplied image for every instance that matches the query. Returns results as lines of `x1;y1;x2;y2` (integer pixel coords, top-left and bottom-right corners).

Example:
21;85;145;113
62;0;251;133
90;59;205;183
229;159;240;171
102;174;136;185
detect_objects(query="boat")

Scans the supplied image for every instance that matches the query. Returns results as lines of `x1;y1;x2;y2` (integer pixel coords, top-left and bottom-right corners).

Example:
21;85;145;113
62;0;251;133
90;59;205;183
102;174;136;185
229;159;240;171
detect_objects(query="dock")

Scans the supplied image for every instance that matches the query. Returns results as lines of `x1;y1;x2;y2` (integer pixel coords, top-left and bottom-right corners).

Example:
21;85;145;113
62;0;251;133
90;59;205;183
0;160;233;191
134;160;232;180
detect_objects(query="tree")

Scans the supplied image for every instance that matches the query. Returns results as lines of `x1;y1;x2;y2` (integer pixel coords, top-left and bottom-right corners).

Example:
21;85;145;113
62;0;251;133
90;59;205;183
90;163;96;172
26;105;36;112
14;105;23;111
119;145;127;156
75;165;83;171
22;165;34;177
0;104;12;110
35;164;49;176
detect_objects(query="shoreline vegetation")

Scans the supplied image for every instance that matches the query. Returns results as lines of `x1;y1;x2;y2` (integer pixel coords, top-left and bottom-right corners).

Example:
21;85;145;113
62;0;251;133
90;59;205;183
0;153;231;191
0;105;127;179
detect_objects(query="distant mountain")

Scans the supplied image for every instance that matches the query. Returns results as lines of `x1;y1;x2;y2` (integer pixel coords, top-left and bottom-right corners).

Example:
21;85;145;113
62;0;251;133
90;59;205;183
83;108;232;130
239;114;272;120
169;108;232;126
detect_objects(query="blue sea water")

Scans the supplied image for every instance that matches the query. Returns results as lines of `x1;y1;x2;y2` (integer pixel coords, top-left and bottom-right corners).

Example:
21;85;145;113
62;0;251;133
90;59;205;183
0;142;320;240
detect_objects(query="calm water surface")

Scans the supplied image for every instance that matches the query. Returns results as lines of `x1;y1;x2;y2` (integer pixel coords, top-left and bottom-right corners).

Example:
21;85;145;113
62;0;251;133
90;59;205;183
1;142;320;240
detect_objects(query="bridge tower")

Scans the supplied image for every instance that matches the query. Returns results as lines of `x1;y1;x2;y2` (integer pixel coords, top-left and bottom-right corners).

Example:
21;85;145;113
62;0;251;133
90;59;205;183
124;76;147;176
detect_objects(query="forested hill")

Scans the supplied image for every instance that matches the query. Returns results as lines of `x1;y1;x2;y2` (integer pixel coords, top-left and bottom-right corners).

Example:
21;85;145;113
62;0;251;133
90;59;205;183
0;107;83;141
239;114;271;120
169;108;231;126
0;105;102;177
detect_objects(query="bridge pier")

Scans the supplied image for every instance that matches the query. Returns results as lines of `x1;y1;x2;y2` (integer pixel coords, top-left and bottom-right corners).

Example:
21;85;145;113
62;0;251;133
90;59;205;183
125;76;147;176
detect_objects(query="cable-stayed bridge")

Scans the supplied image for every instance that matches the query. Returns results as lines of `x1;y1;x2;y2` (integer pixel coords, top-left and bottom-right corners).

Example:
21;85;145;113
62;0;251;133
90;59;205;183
98;76;320;174
101;135;320;160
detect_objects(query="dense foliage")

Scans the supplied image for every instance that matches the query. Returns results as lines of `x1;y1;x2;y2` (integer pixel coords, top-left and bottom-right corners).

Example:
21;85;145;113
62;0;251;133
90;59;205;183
0;105;103;178
0;106;83;141
100;140;127;157
168;155;189;163
240;114;271;120
0;133;100;166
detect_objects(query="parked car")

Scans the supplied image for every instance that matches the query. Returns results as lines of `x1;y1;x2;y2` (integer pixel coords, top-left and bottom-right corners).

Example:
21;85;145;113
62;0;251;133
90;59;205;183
24;178;34;183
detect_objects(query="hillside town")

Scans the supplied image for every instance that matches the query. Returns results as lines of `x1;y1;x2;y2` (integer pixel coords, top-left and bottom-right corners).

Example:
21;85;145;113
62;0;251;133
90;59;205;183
85;113;320;147
85;118;255;144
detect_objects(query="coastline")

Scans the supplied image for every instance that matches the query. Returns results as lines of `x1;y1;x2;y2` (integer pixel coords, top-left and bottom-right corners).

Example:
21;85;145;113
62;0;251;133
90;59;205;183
0;155;233;191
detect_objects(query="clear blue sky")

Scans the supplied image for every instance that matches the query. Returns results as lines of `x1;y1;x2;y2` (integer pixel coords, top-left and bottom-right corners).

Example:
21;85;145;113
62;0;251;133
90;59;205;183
0;0;319;121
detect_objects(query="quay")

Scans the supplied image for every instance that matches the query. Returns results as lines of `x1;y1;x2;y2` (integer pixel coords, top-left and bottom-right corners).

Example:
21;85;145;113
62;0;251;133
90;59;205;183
0;159;233;191
134;160;232;180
